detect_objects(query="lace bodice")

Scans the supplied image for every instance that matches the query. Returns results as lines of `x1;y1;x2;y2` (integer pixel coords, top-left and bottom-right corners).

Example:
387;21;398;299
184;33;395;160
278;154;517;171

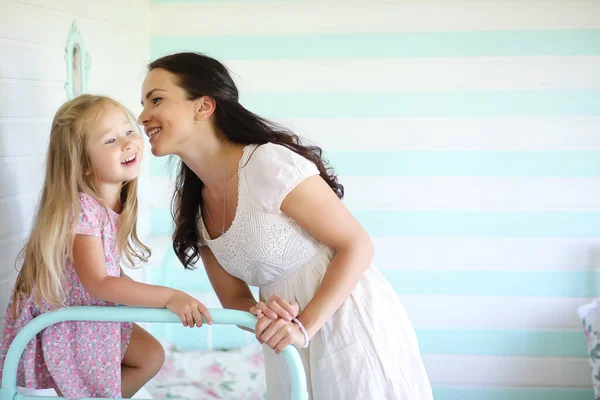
199;143;325;287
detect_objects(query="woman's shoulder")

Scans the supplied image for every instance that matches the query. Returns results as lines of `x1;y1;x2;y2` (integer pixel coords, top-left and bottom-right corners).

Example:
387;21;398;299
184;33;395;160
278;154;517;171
246;142;295;162
243;142;319;213
245;142;318;174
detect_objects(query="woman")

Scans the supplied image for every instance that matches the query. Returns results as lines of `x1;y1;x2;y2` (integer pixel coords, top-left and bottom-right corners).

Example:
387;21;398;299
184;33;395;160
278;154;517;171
139;52;433;399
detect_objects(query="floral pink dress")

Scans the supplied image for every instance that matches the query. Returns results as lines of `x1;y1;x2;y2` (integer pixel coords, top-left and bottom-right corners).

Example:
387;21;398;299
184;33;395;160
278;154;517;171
0;193;132;399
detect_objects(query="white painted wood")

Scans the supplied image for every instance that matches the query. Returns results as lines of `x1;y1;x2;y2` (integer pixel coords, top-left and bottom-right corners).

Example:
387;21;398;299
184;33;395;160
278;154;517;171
423;355;591;386
151;1;600;35
372;237;600;270
277;117;600;151
401;295;587;330
149;176;600;211
226;57;600;93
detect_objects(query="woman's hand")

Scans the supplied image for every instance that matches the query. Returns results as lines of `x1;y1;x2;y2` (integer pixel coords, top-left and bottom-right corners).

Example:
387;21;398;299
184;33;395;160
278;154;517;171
255;316;306;354
250;295;299;321
166;290;213;327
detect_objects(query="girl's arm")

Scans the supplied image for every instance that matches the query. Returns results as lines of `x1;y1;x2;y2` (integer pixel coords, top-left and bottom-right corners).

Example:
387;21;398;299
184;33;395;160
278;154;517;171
74;235;172;307
73;235;212;326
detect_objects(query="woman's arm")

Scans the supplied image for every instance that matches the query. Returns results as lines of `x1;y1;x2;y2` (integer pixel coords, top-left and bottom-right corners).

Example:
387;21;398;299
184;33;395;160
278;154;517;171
200;246;299;332
259;174;374;346
200;245;258;312
200;246;264;332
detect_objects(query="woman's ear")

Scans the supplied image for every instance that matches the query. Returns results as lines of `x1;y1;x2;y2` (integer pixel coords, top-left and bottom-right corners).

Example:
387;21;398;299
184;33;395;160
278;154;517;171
194;96;216;121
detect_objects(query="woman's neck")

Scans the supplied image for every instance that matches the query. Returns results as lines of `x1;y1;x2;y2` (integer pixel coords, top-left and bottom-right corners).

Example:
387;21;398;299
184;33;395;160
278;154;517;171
177;132;244;192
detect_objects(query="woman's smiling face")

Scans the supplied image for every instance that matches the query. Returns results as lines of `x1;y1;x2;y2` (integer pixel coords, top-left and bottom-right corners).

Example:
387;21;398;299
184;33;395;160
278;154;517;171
139;68;199;157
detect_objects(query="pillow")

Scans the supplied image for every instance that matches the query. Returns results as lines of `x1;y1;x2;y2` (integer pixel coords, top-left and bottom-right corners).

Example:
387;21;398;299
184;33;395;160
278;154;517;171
143;341;267;400
578;300;600;399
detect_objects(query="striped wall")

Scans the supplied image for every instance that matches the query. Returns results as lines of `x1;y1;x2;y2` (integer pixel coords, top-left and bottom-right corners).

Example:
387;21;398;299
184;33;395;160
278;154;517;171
146;1;600;399
0;0;151;325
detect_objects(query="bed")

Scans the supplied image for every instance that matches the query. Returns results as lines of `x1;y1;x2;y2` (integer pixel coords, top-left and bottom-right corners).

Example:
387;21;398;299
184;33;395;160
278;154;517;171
0;307;307;400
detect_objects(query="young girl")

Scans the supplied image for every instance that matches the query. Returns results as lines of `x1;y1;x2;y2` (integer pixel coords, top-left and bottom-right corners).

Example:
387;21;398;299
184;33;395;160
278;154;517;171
0;95;212;399
139;53;433;399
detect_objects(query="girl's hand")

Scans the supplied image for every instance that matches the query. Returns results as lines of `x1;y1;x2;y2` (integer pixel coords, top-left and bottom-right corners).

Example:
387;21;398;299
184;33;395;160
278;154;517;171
255;316;306;354
166;290;212;327
250;296;299;322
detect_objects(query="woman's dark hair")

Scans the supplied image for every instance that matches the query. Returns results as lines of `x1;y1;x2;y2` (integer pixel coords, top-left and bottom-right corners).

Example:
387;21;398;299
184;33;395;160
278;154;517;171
148;52;344;269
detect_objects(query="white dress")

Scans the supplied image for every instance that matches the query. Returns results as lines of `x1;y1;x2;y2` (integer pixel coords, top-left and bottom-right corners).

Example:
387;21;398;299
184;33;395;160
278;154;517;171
199;143;433;400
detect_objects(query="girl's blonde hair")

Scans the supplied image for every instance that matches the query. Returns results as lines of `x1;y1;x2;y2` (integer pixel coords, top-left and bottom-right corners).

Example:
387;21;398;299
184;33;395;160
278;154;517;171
12;94;151;316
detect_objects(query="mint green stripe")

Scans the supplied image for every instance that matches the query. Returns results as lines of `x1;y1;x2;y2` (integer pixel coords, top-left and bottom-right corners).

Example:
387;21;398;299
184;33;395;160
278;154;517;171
150;247;214;292
151;156;173;177
416;329;586;357
381;270;600;297
171;326;579;356
155;323;586;357
149;253;589;356
150;155;177;177
151;208;600;238
142;90;600;120
236;90;600;118
150;150;600;178
328;150;600;177
151;208;172;235
150;30;600;59
148;220;600;297
211;325;248;349
151;324;210;350
355;210;600;238
432;388;593;400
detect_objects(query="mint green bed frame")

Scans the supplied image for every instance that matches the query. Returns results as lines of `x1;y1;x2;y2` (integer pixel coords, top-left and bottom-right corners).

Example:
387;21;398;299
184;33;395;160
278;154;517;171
0;306;308;400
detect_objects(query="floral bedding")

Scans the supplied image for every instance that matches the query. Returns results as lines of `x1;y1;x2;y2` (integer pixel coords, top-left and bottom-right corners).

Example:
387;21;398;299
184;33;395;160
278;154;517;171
578;299;600;399
144;341;267;400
